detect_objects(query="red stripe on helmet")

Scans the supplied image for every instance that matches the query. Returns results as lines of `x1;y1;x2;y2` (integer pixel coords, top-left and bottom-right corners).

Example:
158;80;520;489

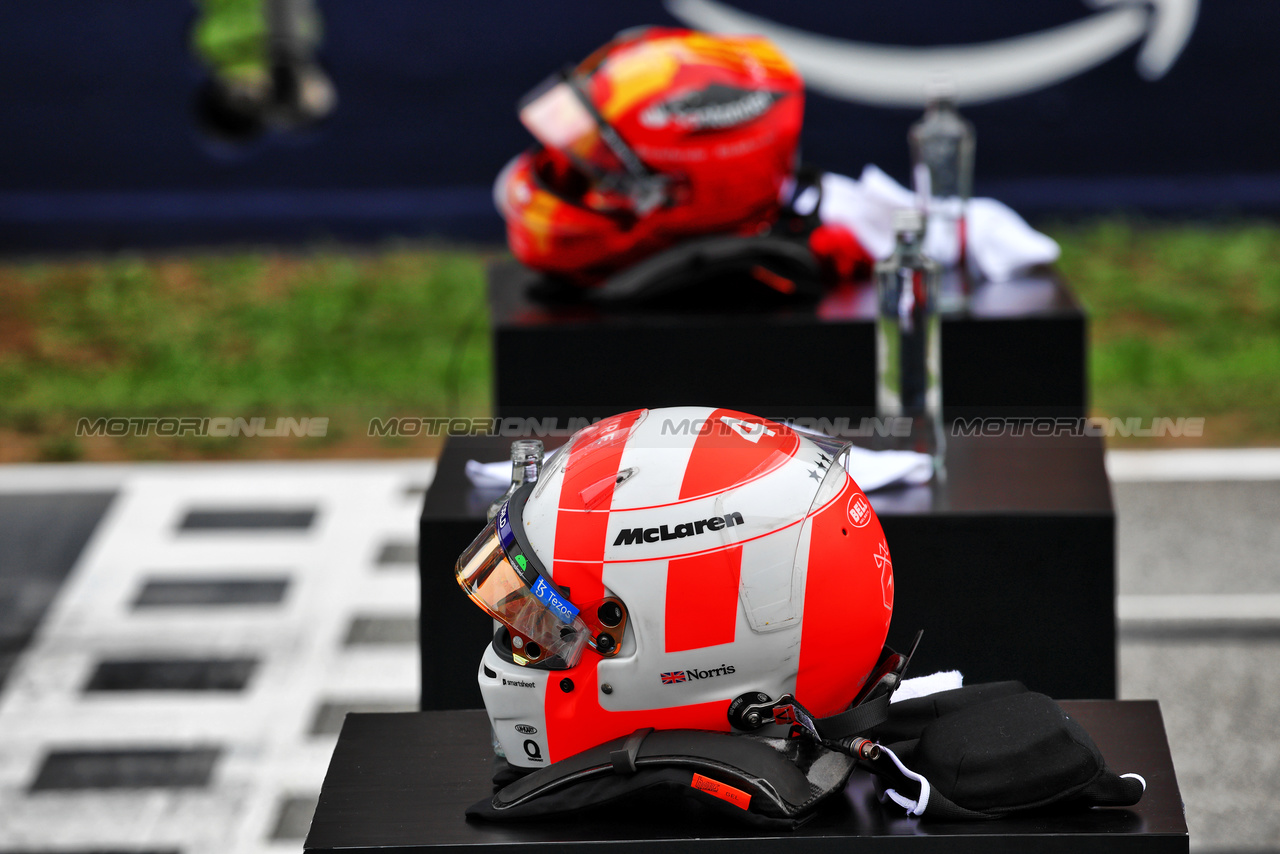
677;409;798;501
541;409;738;762
656;408;794;652
663;545;743;652
550;410;643;606
543;665;730;760
795;478;893;717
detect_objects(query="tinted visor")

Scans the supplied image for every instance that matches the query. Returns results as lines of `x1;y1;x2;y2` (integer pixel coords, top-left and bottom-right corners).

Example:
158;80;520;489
519;78;603;160
518;71;668;214
455;499;592;668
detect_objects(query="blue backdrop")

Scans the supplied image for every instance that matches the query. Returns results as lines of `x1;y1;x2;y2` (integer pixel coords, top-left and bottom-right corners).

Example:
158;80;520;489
0;0;1275;250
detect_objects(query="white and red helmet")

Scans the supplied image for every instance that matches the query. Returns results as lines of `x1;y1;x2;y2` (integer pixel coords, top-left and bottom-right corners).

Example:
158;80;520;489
456;407;894;768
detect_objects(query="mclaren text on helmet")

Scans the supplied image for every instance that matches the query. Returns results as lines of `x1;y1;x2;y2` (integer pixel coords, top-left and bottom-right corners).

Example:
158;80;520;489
612;512;745;546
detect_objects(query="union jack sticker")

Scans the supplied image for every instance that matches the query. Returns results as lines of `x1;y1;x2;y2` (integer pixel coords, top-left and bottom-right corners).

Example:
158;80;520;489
661;671;687;684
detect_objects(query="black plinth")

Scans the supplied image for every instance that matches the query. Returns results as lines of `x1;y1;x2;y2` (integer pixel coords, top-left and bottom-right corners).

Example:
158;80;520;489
419;433;1115;709
304;703;1187;853
488;261;1087;424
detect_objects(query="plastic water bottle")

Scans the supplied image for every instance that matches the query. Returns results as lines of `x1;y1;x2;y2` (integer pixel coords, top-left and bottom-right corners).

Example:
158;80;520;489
876;209;944;467
909;85;975;310
487;439;545;521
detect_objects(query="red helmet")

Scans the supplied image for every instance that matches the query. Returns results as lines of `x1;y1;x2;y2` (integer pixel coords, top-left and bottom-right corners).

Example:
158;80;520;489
495;29;805;284
456;407;894;769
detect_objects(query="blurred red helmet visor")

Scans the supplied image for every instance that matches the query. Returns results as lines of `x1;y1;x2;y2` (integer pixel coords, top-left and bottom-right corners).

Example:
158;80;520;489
518;72;668;215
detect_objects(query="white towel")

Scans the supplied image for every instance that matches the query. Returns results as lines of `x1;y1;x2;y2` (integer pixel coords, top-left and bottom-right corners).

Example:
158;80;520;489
841;444;934;492
466;443;932;493
891;670;964;703
465;459;517;490
817;165;1059;282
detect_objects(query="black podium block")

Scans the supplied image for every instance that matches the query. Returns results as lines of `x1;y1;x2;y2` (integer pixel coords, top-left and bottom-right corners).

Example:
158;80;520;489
488;261;1087;424
305;703;1188;853
419;433;1115;710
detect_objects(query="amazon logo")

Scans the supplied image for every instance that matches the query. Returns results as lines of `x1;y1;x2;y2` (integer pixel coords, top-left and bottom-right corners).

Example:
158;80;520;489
666;0;1198;106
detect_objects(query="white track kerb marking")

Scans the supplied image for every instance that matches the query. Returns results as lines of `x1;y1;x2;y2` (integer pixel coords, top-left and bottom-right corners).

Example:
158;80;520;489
1109;448;1280;633
0;460;432;854
1106;449;1280;482
1119;594;1280;623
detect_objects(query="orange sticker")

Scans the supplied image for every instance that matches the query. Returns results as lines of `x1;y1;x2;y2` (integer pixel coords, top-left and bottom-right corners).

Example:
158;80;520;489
691;773;752;810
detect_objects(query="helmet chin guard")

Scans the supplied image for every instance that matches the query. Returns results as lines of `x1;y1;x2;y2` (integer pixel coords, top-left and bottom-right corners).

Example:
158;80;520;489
457;407;894;769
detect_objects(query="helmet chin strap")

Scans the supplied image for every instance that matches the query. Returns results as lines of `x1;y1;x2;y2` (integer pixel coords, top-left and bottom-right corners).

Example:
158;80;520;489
727;630;923;759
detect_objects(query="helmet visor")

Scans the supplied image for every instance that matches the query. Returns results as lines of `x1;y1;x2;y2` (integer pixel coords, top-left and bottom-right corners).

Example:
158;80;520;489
519;74;627;179
518;72;668;214
456;505;592;668
733;435;856;634
519;79;600;158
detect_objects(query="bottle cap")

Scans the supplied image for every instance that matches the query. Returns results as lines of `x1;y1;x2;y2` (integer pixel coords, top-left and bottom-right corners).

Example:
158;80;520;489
924;76;958;106
892;208;925;235
511;439;544;461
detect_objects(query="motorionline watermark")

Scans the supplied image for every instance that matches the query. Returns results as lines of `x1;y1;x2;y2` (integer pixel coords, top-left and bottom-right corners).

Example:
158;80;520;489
76;416;329;438
661;416;916;438
365;415;919;439
951;416;1205;439
360;414;1207;441
368;416;600;438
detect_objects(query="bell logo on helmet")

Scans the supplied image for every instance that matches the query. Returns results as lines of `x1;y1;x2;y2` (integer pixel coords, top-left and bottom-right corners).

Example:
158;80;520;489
613;512;744;546
848;493;872;528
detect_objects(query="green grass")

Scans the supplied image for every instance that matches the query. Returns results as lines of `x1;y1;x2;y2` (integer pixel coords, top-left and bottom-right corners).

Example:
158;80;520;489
1;221;1277;461
0;247;491;461
1051;219;1280;446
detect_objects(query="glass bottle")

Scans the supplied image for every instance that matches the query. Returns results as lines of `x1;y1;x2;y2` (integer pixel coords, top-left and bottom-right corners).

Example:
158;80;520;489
487;439;545;521
875;209;944;468
910;85;975;312
909;87;975;203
